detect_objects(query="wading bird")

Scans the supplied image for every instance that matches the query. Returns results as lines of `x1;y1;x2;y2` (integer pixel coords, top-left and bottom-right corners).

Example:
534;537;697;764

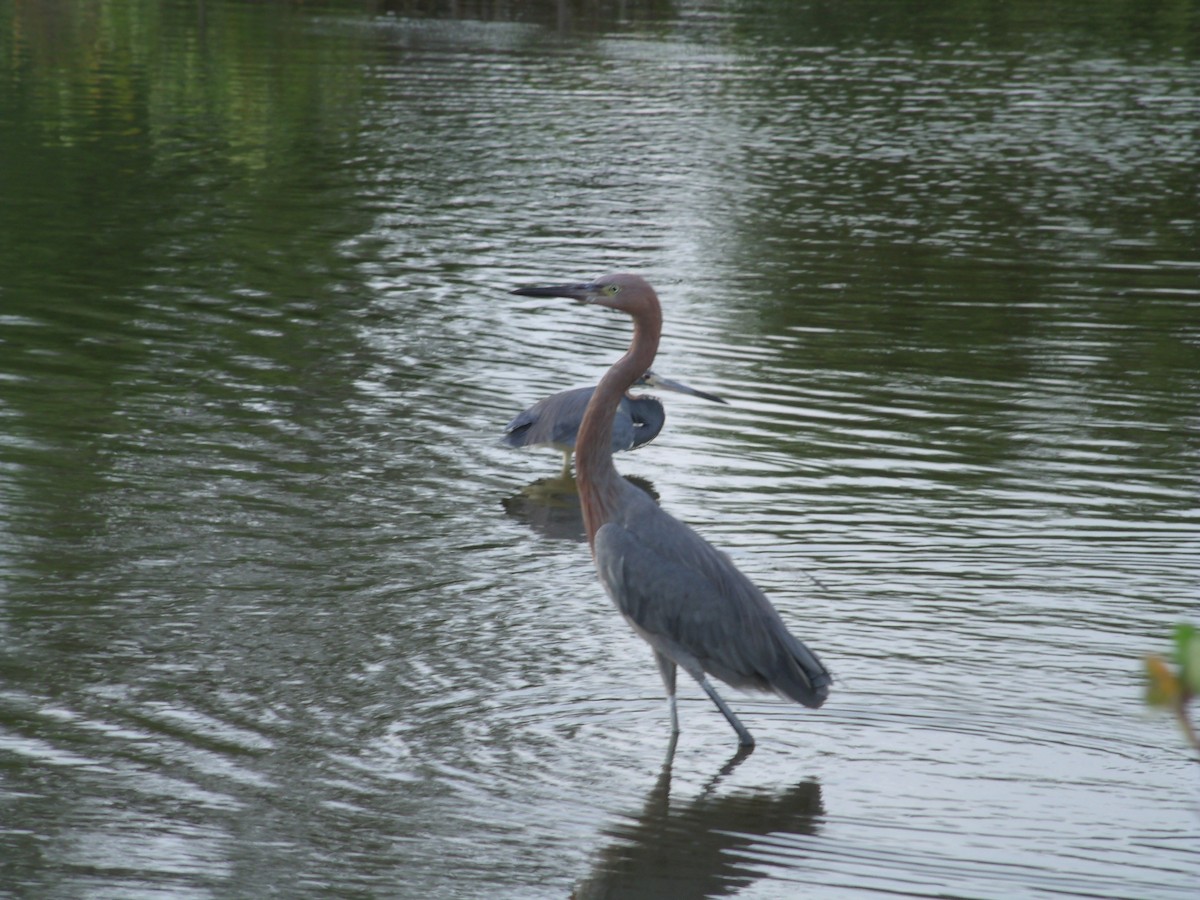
510;273;831;748
503;371;726;477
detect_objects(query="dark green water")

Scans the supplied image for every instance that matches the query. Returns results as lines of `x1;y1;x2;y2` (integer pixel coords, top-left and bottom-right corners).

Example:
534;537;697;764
2;1;1198;897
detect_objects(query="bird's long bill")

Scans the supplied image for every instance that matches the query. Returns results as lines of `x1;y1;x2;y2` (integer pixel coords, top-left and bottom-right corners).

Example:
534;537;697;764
642;372;728;405
510;282;596;302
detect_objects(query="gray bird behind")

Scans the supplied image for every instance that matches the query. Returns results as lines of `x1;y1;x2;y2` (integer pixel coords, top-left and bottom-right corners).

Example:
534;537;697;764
503;371;725;476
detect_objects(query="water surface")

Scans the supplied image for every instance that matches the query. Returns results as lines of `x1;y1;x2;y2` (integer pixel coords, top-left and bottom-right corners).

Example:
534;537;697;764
1;1;1198;897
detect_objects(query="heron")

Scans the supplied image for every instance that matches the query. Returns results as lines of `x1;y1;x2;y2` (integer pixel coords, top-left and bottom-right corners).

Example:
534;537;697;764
503;371;727;477
511;273;831;748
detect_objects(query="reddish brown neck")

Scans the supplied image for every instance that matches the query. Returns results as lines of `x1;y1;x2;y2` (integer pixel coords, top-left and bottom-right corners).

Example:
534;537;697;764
576;301;663;549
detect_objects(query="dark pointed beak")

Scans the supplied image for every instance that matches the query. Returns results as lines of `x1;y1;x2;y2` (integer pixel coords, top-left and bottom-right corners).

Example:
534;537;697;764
510;282;598;302
641;372;728;404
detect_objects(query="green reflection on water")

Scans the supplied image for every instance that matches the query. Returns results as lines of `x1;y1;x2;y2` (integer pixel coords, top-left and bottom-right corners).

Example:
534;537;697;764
0;2;1197;895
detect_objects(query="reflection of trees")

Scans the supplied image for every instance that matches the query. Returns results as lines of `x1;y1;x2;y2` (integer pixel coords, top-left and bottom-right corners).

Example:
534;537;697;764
5;0;368;165
705;5;1200;484
375;0;679;32
0;0;385;630
2;0;378;322
574;746;823;899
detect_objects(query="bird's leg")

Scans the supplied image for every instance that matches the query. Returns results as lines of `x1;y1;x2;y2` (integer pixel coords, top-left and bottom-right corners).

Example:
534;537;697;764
560;450;572;479
654;652;680;735
698;676;756;748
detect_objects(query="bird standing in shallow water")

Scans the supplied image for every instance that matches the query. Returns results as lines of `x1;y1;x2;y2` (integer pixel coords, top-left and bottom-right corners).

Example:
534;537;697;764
502;371;726;477
510;273;831;748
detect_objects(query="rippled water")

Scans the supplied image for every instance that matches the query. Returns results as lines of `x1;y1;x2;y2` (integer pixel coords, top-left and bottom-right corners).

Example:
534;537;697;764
2;1;1198;897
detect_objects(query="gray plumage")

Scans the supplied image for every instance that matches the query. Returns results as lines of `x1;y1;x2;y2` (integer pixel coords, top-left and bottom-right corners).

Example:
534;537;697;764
503;371;724;476
511;273;830;749
503;386;662;456
594;482;830;711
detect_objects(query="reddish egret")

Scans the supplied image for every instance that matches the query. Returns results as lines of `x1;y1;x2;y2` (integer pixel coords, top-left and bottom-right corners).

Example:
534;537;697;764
503;370;726;477
511;273;831;748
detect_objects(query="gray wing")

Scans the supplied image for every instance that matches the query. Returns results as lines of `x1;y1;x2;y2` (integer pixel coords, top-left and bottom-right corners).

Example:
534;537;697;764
593;494;830;708
503;387;594;450
504;387;637;453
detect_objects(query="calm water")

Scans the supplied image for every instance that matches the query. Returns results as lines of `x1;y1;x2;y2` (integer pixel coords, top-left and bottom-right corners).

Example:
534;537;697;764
2;1;1199;897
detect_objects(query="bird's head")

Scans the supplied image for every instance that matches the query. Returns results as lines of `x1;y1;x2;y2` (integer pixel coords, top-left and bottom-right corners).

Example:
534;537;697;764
511;272;658;317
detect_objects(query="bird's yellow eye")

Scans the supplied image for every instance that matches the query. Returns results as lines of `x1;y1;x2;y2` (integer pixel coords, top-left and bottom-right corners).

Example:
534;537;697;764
603;284;621;295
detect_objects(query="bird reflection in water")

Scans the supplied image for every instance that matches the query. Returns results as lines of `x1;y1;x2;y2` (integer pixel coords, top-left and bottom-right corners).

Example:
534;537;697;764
502;474;659;543
573;740;824;899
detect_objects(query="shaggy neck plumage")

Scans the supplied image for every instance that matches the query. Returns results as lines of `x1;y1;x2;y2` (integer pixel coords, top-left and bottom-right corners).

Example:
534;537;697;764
575;299;663;550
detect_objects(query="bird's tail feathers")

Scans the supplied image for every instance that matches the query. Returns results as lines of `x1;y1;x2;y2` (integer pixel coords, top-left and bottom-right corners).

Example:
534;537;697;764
773;635;832;709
